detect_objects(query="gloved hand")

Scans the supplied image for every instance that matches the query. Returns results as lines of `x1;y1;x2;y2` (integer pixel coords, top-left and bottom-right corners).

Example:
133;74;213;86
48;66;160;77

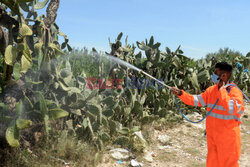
172;87;183;96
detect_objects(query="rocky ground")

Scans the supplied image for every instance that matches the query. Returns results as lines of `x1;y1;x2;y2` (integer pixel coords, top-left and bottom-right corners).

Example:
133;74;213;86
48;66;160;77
97;104;250;167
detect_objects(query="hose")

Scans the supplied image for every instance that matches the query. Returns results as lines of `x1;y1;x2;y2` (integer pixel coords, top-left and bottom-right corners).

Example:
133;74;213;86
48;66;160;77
225;84;250;102
174;97;219;124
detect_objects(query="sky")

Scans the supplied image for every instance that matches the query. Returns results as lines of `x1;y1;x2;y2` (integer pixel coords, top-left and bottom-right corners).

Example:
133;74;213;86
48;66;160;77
44;0;250;59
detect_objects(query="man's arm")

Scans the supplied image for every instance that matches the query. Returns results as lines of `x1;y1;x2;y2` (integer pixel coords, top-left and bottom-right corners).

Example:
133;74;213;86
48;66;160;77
172;87;208;107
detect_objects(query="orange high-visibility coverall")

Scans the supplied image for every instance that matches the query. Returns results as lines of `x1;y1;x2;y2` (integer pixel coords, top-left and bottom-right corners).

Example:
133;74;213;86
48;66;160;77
177;83;244;167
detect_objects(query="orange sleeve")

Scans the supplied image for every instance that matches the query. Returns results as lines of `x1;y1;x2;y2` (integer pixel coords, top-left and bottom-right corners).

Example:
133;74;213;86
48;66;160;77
177;89;208;107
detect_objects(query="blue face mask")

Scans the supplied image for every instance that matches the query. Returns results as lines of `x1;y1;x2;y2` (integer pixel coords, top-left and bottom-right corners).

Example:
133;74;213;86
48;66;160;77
212;73;220;84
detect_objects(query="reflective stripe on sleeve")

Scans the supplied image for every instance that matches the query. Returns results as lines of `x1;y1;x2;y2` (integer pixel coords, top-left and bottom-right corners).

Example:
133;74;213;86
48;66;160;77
236;101;241;110
208;112;241;122
228;100;234;114
207;104;226;111
238;110;244;114
197;95;206;107
193;95;199;107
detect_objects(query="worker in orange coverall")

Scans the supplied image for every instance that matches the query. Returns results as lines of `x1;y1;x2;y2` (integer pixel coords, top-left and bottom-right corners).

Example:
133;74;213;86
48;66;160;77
172;62;244;167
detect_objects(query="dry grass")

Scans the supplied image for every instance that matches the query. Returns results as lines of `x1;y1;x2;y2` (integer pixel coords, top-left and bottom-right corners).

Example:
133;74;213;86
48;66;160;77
2;131;100;167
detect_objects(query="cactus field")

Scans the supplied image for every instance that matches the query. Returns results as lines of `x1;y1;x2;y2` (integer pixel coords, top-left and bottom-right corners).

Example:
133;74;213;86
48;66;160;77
0;0;249;166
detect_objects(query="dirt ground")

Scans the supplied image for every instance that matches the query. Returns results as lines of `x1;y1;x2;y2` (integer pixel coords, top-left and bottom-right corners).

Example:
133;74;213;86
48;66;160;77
98;105;250;167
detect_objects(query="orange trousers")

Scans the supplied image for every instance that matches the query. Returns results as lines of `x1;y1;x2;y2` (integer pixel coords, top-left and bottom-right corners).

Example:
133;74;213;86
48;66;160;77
206;122;241;167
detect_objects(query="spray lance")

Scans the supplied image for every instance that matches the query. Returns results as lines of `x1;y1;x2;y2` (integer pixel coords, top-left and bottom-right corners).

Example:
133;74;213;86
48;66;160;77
138;69;214;123
139;70;172;90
